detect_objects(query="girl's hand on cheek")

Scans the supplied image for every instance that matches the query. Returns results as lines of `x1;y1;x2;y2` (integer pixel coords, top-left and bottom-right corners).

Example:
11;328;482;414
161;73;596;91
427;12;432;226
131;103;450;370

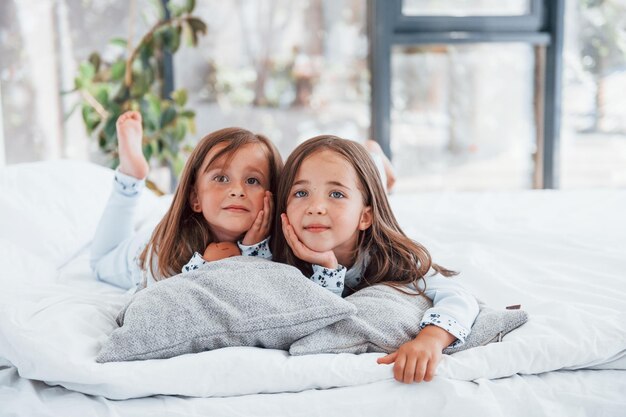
242;191;273;245
281;214;338;269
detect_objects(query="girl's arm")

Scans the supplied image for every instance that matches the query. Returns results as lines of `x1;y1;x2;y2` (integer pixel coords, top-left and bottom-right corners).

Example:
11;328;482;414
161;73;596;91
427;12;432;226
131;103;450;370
418;273;479;346
182;238;272;273
378;272;479;384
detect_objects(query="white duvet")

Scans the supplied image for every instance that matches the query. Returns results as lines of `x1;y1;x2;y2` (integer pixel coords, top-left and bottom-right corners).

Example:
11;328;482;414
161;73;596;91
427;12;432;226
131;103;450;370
1;161;625;400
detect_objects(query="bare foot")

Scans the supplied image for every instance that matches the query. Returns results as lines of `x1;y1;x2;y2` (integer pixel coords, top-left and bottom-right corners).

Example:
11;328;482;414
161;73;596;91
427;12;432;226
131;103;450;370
365;140;397;193
116;111;149;180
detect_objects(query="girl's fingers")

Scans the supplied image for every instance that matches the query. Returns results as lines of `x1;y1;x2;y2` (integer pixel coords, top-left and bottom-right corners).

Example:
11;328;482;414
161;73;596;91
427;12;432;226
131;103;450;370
403;356;417;384
253;210;264;230
424;357;438;382
281;215;292;238
262;196;271;229
267;193;274;223
281;216;298;251
413;357;428;383
393;354;407;382
285;223;310;259
377;352;397;364
281;213;323;263
281;221;292;246
263;193;270;215
288;227;306;256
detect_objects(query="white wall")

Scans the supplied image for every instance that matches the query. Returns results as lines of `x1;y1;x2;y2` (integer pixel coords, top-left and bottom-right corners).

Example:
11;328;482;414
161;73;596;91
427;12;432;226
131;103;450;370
0;81;5;166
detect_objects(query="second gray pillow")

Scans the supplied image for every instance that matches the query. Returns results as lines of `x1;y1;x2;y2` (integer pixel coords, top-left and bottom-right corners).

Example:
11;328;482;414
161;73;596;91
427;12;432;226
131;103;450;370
289;284;528;355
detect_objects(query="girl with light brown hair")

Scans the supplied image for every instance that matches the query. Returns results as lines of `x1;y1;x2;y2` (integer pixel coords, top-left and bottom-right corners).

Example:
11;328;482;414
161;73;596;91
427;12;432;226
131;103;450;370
90;111;283;289
272;135;478;385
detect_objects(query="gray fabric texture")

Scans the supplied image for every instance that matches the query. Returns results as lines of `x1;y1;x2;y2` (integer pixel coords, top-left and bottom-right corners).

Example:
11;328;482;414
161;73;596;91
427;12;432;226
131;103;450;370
289;284;528;355
443;303;528;354
96;256;356;362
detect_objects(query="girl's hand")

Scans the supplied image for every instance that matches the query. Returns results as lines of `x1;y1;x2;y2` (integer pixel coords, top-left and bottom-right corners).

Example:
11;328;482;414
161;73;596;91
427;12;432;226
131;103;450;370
376;325;455;384
281;213;338;269
242;191;273;246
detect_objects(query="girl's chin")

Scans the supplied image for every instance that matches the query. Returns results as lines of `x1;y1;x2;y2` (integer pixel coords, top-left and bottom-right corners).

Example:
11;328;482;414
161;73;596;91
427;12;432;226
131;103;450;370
301;241;334;254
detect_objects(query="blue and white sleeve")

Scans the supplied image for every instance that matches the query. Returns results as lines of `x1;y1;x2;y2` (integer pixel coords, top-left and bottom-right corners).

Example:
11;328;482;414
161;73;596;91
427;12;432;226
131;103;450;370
418;272;479;348
238;237;272;260
182;252;208;273
310;264;346;296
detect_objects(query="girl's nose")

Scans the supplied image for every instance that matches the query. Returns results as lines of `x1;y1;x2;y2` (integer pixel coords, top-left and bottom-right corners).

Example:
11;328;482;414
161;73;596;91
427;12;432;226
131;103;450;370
306;199;326;215
229;183;245;197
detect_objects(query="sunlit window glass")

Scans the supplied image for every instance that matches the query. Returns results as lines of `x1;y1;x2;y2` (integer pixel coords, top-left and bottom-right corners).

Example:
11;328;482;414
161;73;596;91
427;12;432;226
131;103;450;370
391;44;537;191
402;0;531;17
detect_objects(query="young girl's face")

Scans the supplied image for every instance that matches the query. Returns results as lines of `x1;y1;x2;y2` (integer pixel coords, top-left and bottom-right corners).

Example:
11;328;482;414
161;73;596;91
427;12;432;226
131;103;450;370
286;150;372;266
191;143;271;242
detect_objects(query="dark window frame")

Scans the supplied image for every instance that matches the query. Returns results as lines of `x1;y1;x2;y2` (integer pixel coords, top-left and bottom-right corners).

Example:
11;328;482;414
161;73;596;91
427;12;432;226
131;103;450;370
367;0;564;188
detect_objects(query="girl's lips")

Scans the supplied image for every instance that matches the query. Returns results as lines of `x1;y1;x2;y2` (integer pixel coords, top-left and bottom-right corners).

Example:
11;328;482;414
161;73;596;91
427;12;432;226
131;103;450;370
304;225;330;233
224;205;249;212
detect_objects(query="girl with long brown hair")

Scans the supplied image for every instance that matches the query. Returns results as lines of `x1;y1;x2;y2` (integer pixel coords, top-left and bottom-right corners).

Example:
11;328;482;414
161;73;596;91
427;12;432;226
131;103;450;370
272;135;478;385
90;111;283;289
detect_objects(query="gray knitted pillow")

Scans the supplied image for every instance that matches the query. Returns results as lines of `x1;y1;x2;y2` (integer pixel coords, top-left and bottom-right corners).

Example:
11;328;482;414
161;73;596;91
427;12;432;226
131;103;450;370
97;257;356;362
289;284;528;355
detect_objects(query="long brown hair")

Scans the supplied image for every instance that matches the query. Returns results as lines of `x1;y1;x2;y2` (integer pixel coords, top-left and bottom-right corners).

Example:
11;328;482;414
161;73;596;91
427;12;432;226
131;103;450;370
271;135;456;295
140;127;283;280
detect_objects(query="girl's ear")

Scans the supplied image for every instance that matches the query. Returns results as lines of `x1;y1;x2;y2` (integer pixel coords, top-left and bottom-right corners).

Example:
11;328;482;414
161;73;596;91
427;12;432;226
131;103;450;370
189;188;202;213
358;206;373;231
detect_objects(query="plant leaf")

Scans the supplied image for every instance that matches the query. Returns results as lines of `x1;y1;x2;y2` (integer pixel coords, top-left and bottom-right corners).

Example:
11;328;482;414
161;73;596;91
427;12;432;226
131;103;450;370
88;53;101;73
160;106;177;128
162;27;181;53
186;0;196;14
79;61;96;82
171;89;188;107
109;38;128;48
168;4;184;18
81;106;101;133
94;86;109;106
187;17;207;36
111;60;126;81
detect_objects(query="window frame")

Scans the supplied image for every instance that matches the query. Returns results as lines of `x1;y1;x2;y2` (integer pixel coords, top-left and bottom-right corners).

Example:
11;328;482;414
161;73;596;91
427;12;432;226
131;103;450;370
367;0;564;188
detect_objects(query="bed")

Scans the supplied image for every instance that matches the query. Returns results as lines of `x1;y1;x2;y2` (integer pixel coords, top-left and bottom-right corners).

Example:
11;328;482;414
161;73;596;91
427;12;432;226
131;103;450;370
1;160;625;417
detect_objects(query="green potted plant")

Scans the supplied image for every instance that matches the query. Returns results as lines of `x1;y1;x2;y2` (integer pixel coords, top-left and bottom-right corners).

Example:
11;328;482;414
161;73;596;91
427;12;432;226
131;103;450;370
72;1;207;193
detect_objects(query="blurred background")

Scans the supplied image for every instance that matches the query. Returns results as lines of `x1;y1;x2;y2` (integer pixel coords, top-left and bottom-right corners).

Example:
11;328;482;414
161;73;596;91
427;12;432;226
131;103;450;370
1;0;625;192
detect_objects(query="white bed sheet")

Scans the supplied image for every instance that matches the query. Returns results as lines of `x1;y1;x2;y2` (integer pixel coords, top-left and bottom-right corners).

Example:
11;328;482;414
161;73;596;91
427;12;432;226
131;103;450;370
1;365;624;417
1;161;625;415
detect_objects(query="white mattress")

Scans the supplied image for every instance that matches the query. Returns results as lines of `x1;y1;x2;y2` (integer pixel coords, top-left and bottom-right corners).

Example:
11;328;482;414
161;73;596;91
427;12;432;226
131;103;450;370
1;161;625;416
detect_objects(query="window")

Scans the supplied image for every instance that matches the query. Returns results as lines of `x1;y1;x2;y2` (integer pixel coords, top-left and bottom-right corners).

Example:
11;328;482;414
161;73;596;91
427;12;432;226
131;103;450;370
368;0;561;190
